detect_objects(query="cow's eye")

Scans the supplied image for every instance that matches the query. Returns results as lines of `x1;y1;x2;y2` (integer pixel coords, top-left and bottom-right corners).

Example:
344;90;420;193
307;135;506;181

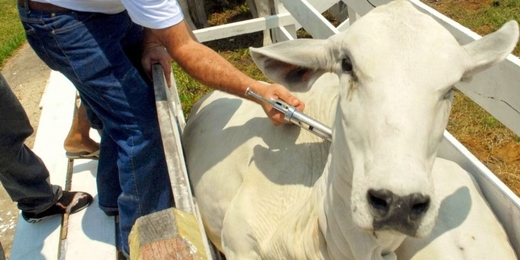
342;57;353;72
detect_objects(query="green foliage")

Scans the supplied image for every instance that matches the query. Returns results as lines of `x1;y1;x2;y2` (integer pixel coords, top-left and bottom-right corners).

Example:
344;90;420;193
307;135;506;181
0;0;25;67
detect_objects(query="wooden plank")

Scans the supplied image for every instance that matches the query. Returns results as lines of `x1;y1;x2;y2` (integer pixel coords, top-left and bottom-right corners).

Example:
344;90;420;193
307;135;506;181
64;130;118;259
307;0;343;14
152;64;218;259
153;65;194;214
454;57;520;137
272;26;297;42
327;1;349;22
129;208;208;260
340;0;376;17
164;70;186;131
346;5;363;24
438;131;520;255
270;0;297;43
10;71;77;260
280;0;339;39
336;18;351;31
271;0;340;43
193;0;342;44
194;13;297;43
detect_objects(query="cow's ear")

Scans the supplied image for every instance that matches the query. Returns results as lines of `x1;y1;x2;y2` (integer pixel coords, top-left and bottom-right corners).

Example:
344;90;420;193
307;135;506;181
462;20;519;81
249;39;331;92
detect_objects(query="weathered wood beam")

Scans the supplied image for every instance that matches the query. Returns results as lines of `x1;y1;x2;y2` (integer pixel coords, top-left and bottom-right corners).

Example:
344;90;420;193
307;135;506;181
193;13;297;43
280;0;339;39
129;208;208;260
129;64;218;259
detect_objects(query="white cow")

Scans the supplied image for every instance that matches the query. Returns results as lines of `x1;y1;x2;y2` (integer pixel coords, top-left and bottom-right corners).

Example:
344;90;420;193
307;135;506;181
182;0;519;259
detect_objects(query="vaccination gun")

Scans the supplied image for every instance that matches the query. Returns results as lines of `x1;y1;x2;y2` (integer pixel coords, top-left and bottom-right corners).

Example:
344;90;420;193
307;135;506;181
245;87;332;142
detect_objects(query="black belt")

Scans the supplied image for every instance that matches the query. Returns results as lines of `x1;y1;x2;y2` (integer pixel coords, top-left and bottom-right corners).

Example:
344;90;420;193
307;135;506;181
18;0;70;12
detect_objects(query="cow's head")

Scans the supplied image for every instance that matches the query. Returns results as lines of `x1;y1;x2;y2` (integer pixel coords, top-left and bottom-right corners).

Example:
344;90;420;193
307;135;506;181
250;0;518;239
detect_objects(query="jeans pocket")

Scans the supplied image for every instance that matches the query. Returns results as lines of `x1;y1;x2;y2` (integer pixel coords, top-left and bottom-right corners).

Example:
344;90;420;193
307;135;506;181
51;12;96;34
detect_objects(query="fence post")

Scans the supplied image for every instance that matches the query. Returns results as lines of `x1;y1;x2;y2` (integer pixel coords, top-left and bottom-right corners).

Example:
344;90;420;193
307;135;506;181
129;64;220;260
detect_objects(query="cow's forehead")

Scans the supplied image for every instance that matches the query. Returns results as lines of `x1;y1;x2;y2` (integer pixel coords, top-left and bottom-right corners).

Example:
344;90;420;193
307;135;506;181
328;2;466;90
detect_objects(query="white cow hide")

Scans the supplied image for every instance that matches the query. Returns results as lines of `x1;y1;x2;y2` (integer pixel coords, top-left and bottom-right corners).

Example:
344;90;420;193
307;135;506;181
182;0;519;259
395;158;517;259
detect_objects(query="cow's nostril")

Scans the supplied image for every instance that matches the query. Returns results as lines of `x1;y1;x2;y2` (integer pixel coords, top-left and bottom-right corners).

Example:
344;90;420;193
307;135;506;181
410;194;430;217
367;189;392;215
369;190;430;235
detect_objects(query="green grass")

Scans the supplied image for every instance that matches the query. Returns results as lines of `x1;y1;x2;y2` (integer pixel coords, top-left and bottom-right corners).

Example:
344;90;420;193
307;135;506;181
0;0;25;68
423;0;520;56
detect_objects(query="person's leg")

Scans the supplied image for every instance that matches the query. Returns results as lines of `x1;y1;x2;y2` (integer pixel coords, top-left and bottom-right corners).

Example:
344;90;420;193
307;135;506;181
18;8;173;253
0;72;60;213
96;127;121;216
0;240;5;260
80;96;103;132
0;72;93;221
63;99;100;159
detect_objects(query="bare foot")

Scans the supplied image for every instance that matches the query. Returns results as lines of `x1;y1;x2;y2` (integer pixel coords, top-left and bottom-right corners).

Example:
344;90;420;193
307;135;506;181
64;100;100;155
64;136;99;154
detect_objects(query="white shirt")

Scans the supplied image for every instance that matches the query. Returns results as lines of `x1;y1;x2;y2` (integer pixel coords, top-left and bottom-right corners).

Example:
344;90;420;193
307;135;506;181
31;0;184;29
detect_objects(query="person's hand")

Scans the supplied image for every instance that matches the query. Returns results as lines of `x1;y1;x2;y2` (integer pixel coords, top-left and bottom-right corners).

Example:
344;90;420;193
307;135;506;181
141;43;173;86
255;83;305;126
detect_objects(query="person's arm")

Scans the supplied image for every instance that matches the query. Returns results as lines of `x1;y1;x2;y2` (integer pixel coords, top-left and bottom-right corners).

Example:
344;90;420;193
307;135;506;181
141;29;173;84
149;21;305;125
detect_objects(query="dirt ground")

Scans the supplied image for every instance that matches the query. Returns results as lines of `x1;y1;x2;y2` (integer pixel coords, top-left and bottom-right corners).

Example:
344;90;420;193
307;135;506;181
0;42;50;259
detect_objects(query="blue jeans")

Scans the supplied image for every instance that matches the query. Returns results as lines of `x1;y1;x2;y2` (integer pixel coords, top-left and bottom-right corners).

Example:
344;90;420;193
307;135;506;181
18;7;173;254
0;72;62;213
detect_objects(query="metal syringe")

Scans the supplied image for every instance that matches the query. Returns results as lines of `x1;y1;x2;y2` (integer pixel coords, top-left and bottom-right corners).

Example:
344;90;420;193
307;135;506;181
245;87;332;142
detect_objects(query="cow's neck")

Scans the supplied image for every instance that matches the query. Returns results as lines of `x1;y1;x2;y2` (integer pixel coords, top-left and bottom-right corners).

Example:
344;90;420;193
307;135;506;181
261;180;325;259
315;109;406;260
